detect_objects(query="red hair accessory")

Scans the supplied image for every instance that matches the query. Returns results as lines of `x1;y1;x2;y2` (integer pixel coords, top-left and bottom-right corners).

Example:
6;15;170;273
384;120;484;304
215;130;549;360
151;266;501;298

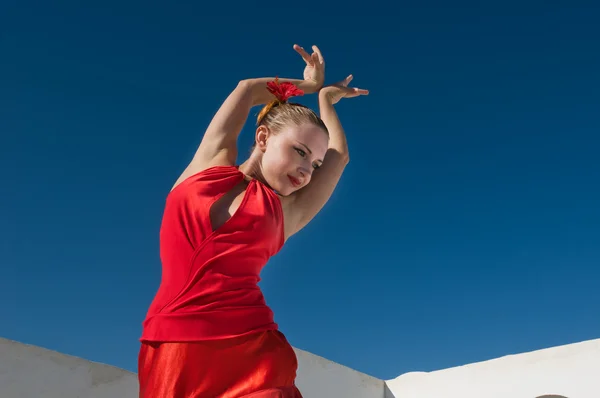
266;77;304;103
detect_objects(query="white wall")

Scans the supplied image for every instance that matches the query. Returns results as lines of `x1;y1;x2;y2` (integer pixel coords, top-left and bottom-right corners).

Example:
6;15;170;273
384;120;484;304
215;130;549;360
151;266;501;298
294;347;384;398
385;339;600;398
0;337;383;398
3;336;599;398
0;338;138;398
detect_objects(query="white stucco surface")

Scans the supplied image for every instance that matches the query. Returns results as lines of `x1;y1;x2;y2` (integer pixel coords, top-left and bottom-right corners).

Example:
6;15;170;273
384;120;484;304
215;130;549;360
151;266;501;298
294;347;384;397
1;336;599;397
0;337;138;398
385;339;600;398
0;337;382;398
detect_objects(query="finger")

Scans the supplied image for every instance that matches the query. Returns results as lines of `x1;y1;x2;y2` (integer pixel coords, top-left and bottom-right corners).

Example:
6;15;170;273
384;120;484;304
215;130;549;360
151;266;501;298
293;44;313;64
337;75;352;87
341;87;368;99
312;45;325;64
352;87;369;95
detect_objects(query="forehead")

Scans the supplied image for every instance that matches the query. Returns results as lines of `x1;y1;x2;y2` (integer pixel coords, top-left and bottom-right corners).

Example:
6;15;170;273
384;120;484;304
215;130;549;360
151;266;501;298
280;124;328;151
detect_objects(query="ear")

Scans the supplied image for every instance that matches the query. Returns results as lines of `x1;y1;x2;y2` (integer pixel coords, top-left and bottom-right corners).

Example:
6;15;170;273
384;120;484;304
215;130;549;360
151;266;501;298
255;125;270;152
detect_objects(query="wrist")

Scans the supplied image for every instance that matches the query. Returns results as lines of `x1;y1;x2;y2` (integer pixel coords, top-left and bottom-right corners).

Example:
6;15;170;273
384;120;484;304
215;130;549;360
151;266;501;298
299;80;322;95
318;89;334;106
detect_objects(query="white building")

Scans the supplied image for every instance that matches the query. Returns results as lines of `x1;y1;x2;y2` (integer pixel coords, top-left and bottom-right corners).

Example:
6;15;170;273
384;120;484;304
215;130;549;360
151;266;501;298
1;336;598;397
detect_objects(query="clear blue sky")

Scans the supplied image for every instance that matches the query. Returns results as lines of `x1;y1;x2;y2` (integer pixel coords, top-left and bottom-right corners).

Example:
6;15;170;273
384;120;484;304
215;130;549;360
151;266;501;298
2;0;599;380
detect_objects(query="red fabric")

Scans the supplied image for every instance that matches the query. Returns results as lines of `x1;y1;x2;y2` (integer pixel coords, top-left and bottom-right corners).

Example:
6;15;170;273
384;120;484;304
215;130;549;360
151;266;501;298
138;330;303;398
140;166;284;342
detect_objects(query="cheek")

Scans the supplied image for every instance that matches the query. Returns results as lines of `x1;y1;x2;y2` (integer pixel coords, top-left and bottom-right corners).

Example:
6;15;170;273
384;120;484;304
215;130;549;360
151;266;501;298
263;147;291;172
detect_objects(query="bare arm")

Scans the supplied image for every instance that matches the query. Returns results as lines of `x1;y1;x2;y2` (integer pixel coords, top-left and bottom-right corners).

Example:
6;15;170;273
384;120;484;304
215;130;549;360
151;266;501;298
288;75;368;235
173;76;320;189
173;44;325;189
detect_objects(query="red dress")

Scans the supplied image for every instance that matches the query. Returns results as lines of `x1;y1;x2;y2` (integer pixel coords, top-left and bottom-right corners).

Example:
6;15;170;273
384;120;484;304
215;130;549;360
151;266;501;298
138;166;302;397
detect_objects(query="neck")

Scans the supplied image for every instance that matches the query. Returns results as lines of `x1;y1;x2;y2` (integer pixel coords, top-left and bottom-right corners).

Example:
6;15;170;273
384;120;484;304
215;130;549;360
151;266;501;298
238;151;268;185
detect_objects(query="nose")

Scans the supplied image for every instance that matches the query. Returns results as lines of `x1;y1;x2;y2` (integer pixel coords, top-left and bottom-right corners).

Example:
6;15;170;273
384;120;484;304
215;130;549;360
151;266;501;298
298;166;312;183
298;166;311;177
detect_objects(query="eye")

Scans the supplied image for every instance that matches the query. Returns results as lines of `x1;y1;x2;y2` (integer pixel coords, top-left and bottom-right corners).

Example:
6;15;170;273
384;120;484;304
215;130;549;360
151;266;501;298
294;147;306;157
312;163;321;170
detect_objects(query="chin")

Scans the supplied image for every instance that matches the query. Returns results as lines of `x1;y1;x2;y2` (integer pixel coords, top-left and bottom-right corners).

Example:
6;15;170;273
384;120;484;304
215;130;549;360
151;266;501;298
273;181;297;197
274;186;294;197
266;174;300;196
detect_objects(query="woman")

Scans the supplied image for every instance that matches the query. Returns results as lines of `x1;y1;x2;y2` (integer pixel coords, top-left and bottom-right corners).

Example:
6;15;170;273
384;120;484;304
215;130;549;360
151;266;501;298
138;44;368;397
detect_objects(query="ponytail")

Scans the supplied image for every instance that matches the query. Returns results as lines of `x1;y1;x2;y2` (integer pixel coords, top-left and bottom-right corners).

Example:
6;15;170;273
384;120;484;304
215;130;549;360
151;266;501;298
256;99;280;126
256;77;304;126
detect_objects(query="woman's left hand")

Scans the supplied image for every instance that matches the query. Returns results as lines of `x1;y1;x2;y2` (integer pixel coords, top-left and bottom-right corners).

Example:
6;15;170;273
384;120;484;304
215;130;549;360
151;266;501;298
294;44;325;92
319;75;369;105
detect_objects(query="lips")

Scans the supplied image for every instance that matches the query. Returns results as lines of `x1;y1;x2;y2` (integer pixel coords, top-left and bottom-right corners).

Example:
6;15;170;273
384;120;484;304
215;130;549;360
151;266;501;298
287;175;301;187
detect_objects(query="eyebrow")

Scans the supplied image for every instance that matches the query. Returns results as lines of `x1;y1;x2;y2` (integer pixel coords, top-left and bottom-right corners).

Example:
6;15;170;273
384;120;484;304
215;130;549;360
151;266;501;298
298;142;324;164
299;142;312;155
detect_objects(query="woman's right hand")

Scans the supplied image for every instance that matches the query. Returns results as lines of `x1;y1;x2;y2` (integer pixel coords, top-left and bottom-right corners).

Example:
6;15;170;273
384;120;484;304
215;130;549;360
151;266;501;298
294;44;325;92
319;75;369;105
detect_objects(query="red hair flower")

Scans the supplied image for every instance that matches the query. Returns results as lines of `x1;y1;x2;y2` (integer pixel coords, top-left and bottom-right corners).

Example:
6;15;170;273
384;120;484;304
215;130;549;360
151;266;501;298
266;77;304;103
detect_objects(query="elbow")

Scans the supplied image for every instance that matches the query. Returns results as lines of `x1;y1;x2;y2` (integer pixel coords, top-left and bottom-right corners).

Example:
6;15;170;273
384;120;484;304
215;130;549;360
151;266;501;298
237;79;262;105
343;153;350;165
339;151;350;165
328;148;350;165
237;79;253;91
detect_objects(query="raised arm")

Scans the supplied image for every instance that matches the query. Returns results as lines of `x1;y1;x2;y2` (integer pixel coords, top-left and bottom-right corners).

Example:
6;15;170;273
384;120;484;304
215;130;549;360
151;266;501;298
173;44;325;189
289;75;369;235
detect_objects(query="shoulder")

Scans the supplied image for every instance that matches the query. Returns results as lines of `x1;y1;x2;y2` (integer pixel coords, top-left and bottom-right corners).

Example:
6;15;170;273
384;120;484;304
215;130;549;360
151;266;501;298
172;152;238;192
171;164;240;193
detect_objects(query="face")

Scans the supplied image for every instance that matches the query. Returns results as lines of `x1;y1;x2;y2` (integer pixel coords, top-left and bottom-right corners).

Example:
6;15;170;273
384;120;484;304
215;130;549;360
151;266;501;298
256;123;329;196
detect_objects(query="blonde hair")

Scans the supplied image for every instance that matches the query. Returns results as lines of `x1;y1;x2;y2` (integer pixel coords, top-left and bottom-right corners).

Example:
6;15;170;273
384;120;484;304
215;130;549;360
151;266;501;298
256;99;328;137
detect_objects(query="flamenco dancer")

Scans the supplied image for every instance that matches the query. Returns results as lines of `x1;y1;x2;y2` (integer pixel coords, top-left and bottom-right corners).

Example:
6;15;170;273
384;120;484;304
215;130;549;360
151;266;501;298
138;44;368;397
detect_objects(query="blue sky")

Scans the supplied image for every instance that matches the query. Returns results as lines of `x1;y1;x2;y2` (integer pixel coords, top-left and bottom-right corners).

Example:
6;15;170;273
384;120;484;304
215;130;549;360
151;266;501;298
1;0;599;380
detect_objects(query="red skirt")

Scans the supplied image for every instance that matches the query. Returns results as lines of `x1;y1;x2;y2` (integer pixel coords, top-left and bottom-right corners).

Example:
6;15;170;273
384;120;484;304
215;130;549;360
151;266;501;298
138;330;303;398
